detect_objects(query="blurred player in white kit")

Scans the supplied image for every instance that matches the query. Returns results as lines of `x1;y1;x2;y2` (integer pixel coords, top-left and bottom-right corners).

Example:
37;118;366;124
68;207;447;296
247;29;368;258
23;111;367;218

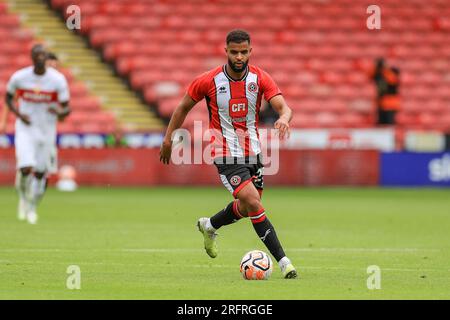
4;44;71;224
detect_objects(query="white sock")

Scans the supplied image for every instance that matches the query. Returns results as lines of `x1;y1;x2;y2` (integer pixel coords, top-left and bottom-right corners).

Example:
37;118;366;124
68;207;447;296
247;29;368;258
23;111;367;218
16;171;31;201
205;218;216;232
28;176;47;212
278;256;291;269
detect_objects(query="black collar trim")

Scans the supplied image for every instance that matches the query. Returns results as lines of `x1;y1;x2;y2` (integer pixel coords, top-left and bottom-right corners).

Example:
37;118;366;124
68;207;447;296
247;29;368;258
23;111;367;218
223;64;249;82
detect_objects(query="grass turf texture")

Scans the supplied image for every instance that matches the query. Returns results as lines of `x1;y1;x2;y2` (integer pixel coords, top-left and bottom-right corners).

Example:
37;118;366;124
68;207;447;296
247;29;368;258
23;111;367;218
0;187;449;299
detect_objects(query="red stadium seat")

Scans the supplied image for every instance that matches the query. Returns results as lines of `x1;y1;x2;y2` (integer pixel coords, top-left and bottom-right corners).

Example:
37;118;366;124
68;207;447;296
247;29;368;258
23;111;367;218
0;14;20;28
70;82;89;98
58;68;75;83
157;97;181;118
283;84;308;99
290;113;316;128
341;113;370;128
319;71;344;85
0;2;7;14
315;112;339;128
70;96;101;111
57;121;77;134
12;55;32;69
396;112;417;127
416;113;437;129
129;70;167;90
78;122;111;133
439;113;450;133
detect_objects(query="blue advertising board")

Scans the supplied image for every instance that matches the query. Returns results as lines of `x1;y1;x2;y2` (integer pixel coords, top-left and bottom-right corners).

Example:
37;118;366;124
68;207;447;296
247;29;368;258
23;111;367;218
0;133;164;149
381;152;450;187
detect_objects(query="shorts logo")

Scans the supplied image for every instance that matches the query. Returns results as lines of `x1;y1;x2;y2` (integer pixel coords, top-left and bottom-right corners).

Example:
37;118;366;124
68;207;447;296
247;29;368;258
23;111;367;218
247;82;258;93
230;175;241;186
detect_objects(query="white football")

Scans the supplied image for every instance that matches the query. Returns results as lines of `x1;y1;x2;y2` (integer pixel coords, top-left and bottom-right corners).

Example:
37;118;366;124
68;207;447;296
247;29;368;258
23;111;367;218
240;250;273;280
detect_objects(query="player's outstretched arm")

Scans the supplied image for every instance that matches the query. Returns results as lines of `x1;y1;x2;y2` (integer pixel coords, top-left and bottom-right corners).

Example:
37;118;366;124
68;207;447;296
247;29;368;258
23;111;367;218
5;92;30;125
160;94;197;164
269;95;293;140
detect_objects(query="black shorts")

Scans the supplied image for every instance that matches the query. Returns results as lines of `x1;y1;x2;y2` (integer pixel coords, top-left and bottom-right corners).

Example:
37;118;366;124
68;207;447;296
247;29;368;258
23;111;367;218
214;157;264;198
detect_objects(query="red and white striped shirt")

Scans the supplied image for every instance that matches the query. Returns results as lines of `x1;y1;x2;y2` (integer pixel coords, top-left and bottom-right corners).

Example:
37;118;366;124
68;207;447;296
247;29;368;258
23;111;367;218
187;65;281;159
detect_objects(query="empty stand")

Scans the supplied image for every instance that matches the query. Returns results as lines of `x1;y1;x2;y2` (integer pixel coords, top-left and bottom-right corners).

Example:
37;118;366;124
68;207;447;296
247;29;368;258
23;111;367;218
45;0;450;133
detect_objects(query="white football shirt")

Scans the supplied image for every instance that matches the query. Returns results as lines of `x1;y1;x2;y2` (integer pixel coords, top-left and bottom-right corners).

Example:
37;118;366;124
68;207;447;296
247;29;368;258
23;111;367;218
6;66;70;143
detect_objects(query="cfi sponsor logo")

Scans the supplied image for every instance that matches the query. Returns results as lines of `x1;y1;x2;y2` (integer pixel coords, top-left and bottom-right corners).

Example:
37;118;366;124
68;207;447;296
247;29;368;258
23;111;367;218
230;175;241;186
428;153;450;182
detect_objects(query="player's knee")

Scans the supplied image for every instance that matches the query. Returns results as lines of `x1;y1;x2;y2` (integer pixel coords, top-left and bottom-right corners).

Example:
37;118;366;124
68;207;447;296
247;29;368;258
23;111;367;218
34;172;45;179
20;167;32;176
233;200;248;218
242;196;262;214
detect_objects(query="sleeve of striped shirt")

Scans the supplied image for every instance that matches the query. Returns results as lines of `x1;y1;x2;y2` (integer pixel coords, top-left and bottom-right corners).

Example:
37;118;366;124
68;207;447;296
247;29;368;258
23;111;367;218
260;70;281;102
187;72;210;102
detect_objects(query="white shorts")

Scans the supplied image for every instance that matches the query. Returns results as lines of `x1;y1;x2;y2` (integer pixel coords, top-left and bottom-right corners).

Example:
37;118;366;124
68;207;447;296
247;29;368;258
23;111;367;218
15;129;58;174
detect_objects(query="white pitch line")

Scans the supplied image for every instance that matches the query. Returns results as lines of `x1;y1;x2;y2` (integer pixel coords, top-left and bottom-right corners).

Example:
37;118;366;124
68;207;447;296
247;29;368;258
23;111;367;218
2;260;230;268
287;248;442;253
122;248;201;253
122;248;442;253
0;247;443;253
3;260;449;272
0;249;64;252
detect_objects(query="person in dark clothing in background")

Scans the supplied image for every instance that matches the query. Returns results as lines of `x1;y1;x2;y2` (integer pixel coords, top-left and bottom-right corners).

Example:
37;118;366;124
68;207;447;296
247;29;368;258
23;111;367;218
259;101;279;126
371;58;401;125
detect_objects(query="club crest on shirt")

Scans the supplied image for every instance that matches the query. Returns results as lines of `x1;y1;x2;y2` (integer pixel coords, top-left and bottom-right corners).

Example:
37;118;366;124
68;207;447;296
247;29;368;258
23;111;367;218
247;82;258;93
230;175;241;186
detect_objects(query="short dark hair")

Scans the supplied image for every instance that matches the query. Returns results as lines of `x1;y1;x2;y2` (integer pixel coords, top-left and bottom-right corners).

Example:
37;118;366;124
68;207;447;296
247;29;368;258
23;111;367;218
31;43;45;54
226;29;251;45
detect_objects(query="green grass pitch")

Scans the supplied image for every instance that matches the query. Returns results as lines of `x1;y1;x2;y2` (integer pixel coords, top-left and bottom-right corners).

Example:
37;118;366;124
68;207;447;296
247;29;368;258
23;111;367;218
0;186;449;299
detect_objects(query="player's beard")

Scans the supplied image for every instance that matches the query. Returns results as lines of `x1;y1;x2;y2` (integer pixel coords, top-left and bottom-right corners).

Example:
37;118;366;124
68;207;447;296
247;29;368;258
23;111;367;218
34;60;46;73
229;59;248;73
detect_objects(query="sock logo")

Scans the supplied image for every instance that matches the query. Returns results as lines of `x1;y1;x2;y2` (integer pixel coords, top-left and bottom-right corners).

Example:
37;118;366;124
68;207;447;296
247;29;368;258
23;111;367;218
260;229;271;242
